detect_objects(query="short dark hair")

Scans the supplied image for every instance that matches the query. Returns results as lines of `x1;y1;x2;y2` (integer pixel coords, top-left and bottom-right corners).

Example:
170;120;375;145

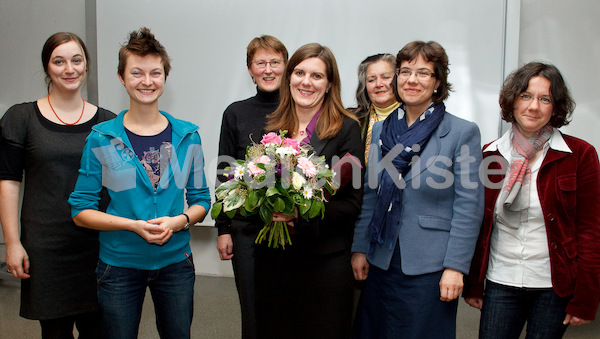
392;40;452;104
41;32;90;93
499;62;574;127
117;27;171;79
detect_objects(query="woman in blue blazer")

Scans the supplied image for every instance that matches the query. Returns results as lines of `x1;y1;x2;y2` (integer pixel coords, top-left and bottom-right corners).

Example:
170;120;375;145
352;40;484;338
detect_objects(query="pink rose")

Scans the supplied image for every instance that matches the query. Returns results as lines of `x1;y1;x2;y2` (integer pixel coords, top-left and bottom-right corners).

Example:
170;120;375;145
257;155;271;164
282;138;300;154
247;161;265;176
261;132;282;146
297;157;317;178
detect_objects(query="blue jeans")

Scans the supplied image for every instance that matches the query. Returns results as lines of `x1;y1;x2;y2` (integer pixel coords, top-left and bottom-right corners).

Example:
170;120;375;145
479;280;570;339
96;256;195;339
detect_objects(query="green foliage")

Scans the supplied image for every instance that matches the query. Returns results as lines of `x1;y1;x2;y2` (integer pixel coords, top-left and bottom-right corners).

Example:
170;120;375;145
210;202;222;219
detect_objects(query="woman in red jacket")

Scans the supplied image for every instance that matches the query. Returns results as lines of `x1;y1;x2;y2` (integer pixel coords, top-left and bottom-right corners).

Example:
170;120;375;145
464;62;600;338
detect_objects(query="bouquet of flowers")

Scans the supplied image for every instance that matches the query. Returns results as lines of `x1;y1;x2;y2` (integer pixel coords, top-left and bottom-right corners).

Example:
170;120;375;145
211;131;336;249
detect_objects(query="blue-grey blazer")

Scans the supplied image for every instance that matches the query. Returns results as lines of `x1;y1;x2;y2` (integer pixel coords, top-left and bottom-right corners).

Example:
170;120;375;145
352;111;484;275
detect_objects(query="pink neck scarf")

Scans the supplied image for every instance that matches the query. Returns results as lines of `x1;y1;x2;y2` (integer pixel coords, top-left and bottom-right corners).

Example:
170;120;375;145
495;123;553;229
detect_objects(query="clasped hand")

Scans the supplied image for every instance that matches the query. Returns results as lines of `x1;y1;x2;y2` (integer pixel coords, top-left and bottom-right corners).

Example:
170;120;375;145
134;217;178;245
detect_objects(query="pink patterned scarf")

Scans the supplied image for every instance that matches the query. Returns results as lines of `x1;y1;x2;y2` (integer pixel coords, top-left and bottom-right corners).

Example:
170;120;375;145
495;123;553;229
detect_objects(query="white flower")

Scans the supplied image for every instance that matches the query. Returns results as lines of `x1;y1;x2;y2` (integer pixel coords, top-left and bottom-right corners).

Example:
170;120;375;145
302;186;313;199
291;172;306;190
276;146;297;157
234;165;245;180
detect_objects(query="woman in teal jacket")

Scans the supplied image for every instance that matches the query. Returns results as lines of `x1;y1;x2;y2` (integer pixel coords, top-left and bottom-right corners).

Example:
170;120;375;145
68;27;210;339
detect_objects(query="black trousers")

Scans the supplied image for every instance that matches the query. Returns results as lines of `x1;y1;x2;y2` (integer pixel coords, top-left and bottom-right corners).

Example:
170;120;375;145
230;220;262;339
40;311;100;339
255;248;354;339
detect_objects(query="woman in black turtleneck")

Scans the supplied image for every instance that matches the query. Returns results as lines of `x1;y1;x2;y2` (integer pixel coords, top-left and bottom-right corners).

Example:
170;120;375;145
215;35;288;339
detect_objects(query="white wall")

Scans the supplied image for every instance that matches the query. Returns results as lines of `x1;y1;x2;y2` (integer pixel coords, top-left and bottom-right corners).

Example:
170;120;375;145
0;0;87;114
518;0;600;151
1;0;599;277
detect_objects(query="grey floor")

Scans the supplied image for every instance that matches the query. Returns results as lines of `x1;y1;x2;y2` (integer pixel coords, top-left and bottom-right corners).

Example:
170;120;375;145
0;275;598;338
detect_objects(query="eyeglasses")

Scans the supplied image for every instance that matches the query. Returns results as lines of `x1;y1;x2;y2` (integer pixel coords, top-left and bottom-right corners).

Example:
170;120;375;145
253;60;283;69
396;67;436;80
519;94;552;105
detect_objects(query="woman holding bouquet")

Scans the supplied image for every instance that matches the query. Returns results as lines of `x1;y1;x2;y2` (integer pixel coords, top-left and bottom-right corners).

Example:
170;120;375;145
254;43;364;339
215;35;288;339
351;40;484;338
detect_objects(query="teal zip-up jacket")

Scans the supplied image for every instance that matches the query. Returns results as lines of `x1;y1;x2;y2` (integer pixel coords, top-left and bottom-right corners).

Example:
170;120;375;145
69;110;211;270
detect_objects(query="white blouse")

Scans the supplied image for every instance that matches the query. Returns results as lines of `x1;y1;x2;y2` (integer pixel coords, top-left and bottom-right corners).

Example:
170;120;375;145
484;128;571;288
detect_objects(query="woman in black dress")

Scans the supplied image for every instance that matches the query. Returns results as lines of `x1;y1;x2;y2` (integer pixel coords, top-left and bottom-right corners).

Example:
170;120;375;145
0;32;115;338
254;43;364;339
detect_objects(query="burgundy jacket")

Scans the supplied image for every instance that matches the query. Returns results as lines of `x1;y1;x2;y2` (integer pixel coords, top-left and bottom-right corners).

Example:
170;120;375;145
464;132;600;320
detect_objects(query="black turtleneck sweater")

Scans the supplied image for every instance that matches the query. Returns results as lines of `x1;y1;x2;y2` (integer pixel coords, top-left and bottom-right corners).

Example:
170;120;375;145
216;88;280;234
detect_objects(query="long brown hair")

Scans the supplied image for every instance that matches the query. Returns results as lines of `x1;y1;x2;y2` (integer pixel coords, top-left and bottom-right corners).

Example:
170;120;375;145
266;43;357;139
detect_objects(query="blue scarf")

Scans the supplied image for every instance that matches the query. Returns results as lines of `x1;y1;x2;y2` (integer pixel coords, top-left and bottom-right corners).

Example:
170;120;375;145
367;102;446;249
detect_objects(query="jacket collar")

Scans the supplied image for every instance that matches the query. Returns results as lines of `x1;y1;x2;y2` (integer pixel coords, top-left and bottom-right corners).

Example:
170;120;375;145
403;112;451;182
309;129;328;155
483;127;572;155
369;113;451;183
93;110;199;148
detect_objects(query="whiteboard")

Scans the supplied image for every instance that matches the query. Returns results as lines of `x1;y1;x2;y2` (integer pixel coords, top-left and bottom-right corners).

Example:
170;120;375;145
95;0;518;225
